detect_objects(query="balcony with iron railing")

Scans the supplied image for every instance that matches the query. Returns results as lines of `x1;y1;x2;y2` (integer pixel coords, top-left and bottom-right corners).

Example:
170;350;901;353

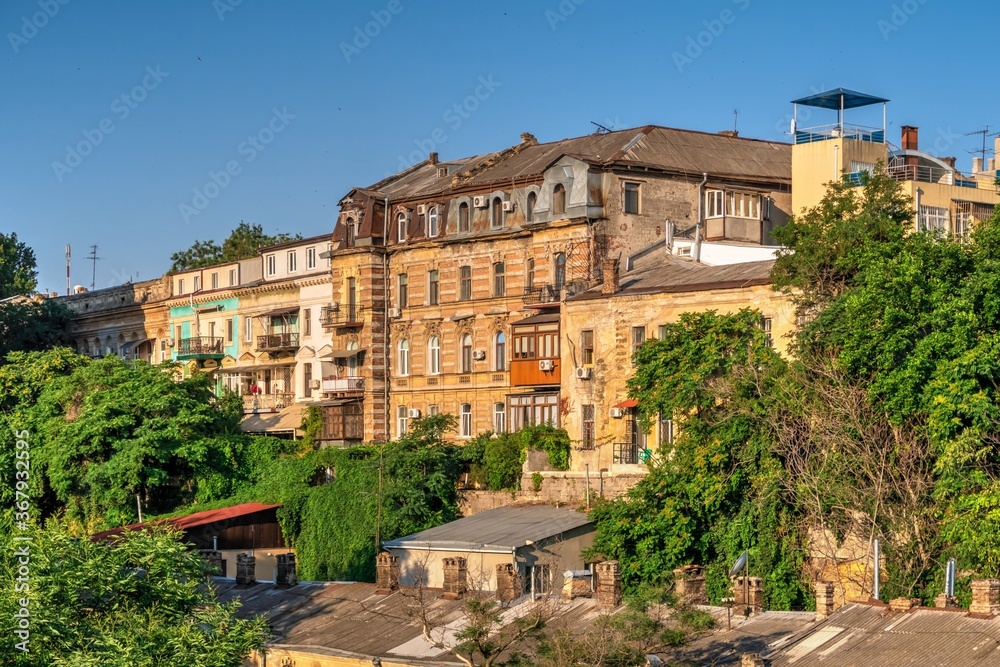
321;377;365;394
256;332;300;352
321;305;365;328
176;336;225;360
522;284;562;307
885;162;983;188
794;123;885;145
242;392;295;413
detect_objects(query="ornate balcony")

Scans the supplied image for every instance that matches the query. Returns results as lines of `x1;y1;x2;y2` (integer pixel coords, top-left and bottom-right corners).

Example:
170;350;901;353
522;285;562;307
242;392;295;414
321;305;365;328
176;336;225;360
256;332;300;352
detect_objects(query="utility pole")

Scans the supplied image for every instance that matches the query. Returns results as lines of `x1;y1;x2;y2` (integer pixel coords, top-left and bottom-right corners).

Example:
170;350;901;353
65;244;71;295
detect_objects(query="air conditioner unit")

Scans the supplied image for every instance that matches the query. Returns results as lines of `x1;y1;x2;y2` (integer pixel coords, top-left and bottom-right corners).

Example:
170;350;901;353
502;200;514;212
309;379;321;389
166;338;175;347
408;408;422;419
388;307;401;318
472;349;486;361
609;407;624;419
473;195;489;208
417;204;427;215
575;367;592;380
538;359;554;372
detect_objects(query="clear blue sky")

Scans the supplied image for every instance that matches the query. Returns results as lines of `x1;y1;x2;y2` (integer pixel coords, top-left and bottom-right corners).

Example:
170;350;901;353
2;0;997;292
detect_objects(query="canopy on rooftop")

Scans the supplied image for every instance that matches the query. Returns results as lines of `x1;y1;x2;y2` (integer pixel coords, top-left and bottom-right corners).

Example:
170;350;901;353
791;88;889;110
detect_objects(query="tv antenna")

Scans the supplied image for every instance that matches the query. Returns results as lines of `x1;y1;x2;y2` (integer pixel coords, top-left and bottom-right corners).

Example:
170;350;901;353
86;244;103;290
965;126;999;170
733;108;739;134
591;120;613;134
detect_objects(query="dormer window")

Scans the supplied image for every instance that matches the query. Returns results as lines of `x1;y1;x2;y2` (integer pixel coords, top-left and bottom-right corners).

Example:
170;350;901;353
427;206;440;237
397;212;407;242
459;202;470;233
526;191;537;222
345;217;356;248
552;184;566;215
491;197;504;229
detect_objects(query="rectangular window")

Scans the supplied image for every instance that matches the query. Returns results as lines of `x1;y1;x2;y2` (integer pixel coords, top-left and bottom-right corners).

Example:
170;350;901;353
226;318;234;344
581;330;594;366
658;324;669;339
460;404;472;437
178;278;185;294
705;190;724;218
631;326;646;357
726;191;761;219
508;393;560;431
624;182;640;214
493;262;505;297
307;247;317;270
919;205;949;233
494;402;506;433
175;325;182;344
244;317;252;343
659;413;674;447
398;273;408;308
229;268;237;286
193;276;200;292
266;254;276;276
397;406;408;436
582;404;595;449
429;404;439;416
428;270;439;305
303;362;313;398
761;317;773;348
211;272;218;290
288;251;297;273
459;265;472;301
304;308;311;336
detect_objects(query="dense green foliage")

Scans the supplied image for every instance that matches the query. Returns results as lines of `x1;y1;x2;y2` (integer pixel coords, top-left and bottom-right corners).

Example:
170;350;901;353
0;232;38;298
0;299;73;360
465;425;572;491
0;524;268;666
169;222;301;271
592;172;1000;607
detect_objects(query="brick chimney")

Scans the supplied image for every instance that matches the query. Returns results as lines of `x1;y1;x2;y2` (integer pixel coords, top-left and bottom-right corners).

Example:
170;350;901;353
496;563;521;602
888;597;920;613
674;565;708;605
595;560;622;608
428;152;439;165
561;569;594;600
934;594;958;608
973;157;984;173
741;654;766;667
236;553;256;586
376;552;400;593
276;552;297;587
520;132;538;146
901;125;919;151
442;557;468;600
602;257;620;295
969;579;1000;615
198;549;224;577
735;577;763;616
814;581;835;621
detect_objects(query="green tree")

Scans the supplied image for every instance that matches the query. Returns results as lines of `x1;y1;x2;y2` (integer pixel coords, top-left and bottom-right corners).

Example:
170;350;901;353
0;524;268;666
169;222;302;272
0;232;38;298
0;301;73;361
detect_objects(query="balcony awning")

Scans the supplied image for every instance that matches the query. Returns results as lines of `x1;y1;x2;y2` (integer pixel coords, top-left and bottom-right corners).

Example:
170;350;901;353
614;398;638;409
218;361;295;374
261;306;299;318
120;338;151;351
791;88;889;110
325;349;365;359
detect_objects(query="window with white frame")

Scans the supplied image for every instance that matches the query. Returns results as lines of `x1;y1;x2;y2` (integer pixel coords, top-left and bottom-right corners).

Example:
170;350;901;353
303;308;311;336
460;403;472;437
705;190;725;218
494;332;506;371
178;278;185;294
193;276;200;292
631;326;646;357
397;339;409;376
760;316;773;348
226;318;234;343
244;317;252;342
428;404;439;416
919;205;949;234
461;334;473;373
659;413;674;446
266;254;276;276
427;336;440;375
287;250;297;273
397;405;408;436
727;191;760;219
211;272;219;290
397;212;407;242
427;206;440;237
229;268;237;286
494;402;506;433
307;246;317;269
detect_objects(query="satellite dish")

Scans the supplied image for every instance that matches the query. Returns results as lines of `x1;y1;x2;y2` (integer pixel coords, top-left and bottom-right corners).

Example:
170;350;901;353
728;551;748;579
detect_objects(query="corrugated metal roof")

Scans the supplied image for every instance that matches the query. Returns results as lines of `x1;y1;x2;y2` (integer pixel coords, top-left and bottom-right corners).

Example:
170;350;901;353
92;502;281;540
383;505;593;552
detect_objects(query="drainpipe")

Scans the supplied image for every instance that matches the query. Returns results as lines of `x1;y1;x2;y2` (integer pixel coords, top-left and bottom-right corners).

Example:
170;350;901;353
914;188;922;232
383;196;391;442
694;173;708;263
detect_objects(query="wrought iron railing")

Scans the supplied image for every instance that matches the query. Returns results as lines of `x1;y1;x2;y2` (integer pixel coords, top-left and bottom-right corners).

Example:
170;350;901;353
176;336;224;357
522;284;562;305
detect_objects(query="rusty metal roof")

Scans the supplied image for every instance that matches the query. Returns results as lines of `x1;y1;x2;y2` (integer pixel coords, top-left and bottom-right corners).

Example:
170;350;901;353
92;502;281;541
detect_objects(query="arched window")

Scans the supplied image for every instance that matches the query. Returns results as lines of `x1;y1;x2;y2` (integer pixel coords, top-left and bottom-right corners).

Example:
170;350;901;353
347;340;359;377
397;212;407;243
491;197;504;229
398;339;409;376
552;184;566;215
554;252;566;291
461;334;473;373
526;191;537;222
427;336;440;375
494;332;506;371
458;202;470;233
427;206;439;237
345;216;355;247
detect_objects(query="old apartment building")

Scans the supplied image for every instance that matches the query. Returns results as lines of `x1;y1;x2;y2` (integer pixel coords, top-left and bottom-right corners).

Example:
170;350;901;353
329;125;792;444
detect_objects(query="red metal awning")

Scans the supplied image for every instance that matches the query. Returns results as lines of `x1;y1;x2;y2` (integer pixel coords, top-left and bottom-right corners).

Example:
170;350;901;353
614;398;638;408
